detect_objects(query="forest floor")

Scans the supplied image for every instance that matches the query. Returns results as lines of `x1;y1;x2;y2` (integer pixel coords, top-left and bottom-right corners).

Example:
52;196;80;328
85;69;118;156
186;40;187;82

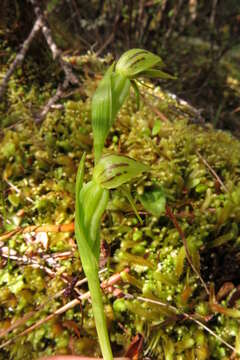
0;37;240;360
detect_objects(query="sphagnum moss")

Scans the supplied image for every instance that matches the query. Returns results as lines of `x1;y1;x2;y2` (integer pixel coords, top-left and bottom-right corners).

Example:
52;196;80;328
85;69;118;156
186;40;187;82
0;51;240;359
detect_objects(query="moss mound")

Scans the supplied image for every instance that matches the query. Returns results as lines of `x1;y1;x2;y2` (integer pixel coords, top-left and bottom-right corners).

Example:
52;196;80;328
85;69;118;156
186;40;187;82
1;57;240;360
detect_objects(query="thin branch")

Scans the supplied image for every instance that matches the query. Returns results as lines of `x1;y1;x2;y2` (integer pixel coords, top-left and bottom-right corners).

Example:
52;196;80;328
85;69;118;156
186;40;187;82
141;94;169;123
35;78;69;123
196;150;228;193
166;205;209;295
5;179;34;203
134;295;236;353
210;0;218;26
0;17;43;100
0;296;86;349
0;247;75;284
0;249;57;277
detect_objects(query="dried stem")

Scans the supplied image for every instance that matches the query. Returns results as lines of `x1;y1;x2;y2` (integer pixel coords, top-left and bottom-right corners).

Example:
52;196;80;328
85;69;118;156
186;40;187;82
0;249;57;277
4;179;34;203
35;79;68;123
0;297;86;349
196;150;228;193
0;246;74;279
0;0;79;121
141;94;169;123
96;8;120;56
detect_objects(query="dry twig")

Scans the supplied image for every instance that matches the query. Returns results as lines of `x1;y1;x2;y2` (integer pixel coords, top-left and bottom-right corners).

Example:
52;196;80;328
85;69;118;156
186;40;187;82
141;94;169;123
0;246;74;278
196;150;228;193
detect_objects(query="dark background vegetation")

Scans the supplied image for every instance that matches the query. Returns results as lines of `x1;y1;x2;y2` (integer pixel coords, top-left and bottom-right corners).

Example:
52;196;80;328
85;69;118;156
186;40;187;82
1;0;240;133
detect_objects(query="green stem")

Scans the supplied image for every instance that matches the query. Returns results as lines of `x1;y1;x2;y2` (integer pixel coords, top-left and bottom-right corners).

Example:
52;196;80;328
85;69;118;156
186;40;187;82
75;220;113;360
85;264;113;360
94;140;104;165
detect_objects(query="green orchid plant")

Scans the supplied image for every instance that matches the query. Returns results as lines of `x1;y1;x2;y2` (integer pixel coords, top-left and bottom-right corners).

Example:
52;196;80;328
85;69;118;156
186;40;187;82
75;49;174;360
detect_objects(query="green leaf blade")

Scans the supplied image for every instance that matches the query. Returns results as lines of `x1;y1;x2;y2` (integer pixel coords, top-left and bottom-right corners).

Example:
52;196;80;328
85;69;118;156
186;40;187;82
79;180;109;259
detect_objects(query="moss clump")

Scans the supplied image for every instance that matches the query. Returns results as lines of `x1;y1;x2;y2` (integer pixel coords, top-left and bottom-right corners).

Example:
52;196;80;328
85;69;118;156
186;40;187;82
1;54;240;359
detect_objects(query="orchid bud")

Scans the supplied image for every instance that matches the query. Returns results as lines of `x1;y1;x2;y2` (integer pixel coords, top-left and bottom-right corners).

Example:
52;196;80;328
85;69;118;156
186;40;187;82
115;48;165;78
93;154;149;189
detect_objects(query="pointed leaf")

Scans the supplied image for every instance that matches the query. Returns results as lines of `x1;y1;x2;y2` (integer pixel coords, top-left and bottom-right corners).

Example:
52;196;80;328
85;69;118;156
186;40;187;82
75;153;97;264
75;154;109;261
75;152;86;197
120;185;143;224
79;180;109;259
131;80;140;111
139;68;176;80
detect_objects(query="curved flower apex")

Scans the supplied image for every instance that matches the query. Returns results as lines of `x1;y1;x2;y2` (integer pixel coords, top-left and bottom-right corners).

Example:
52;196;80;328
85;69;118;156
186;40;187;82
93;154;149;189
92;65;130;163
115;48;165;78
